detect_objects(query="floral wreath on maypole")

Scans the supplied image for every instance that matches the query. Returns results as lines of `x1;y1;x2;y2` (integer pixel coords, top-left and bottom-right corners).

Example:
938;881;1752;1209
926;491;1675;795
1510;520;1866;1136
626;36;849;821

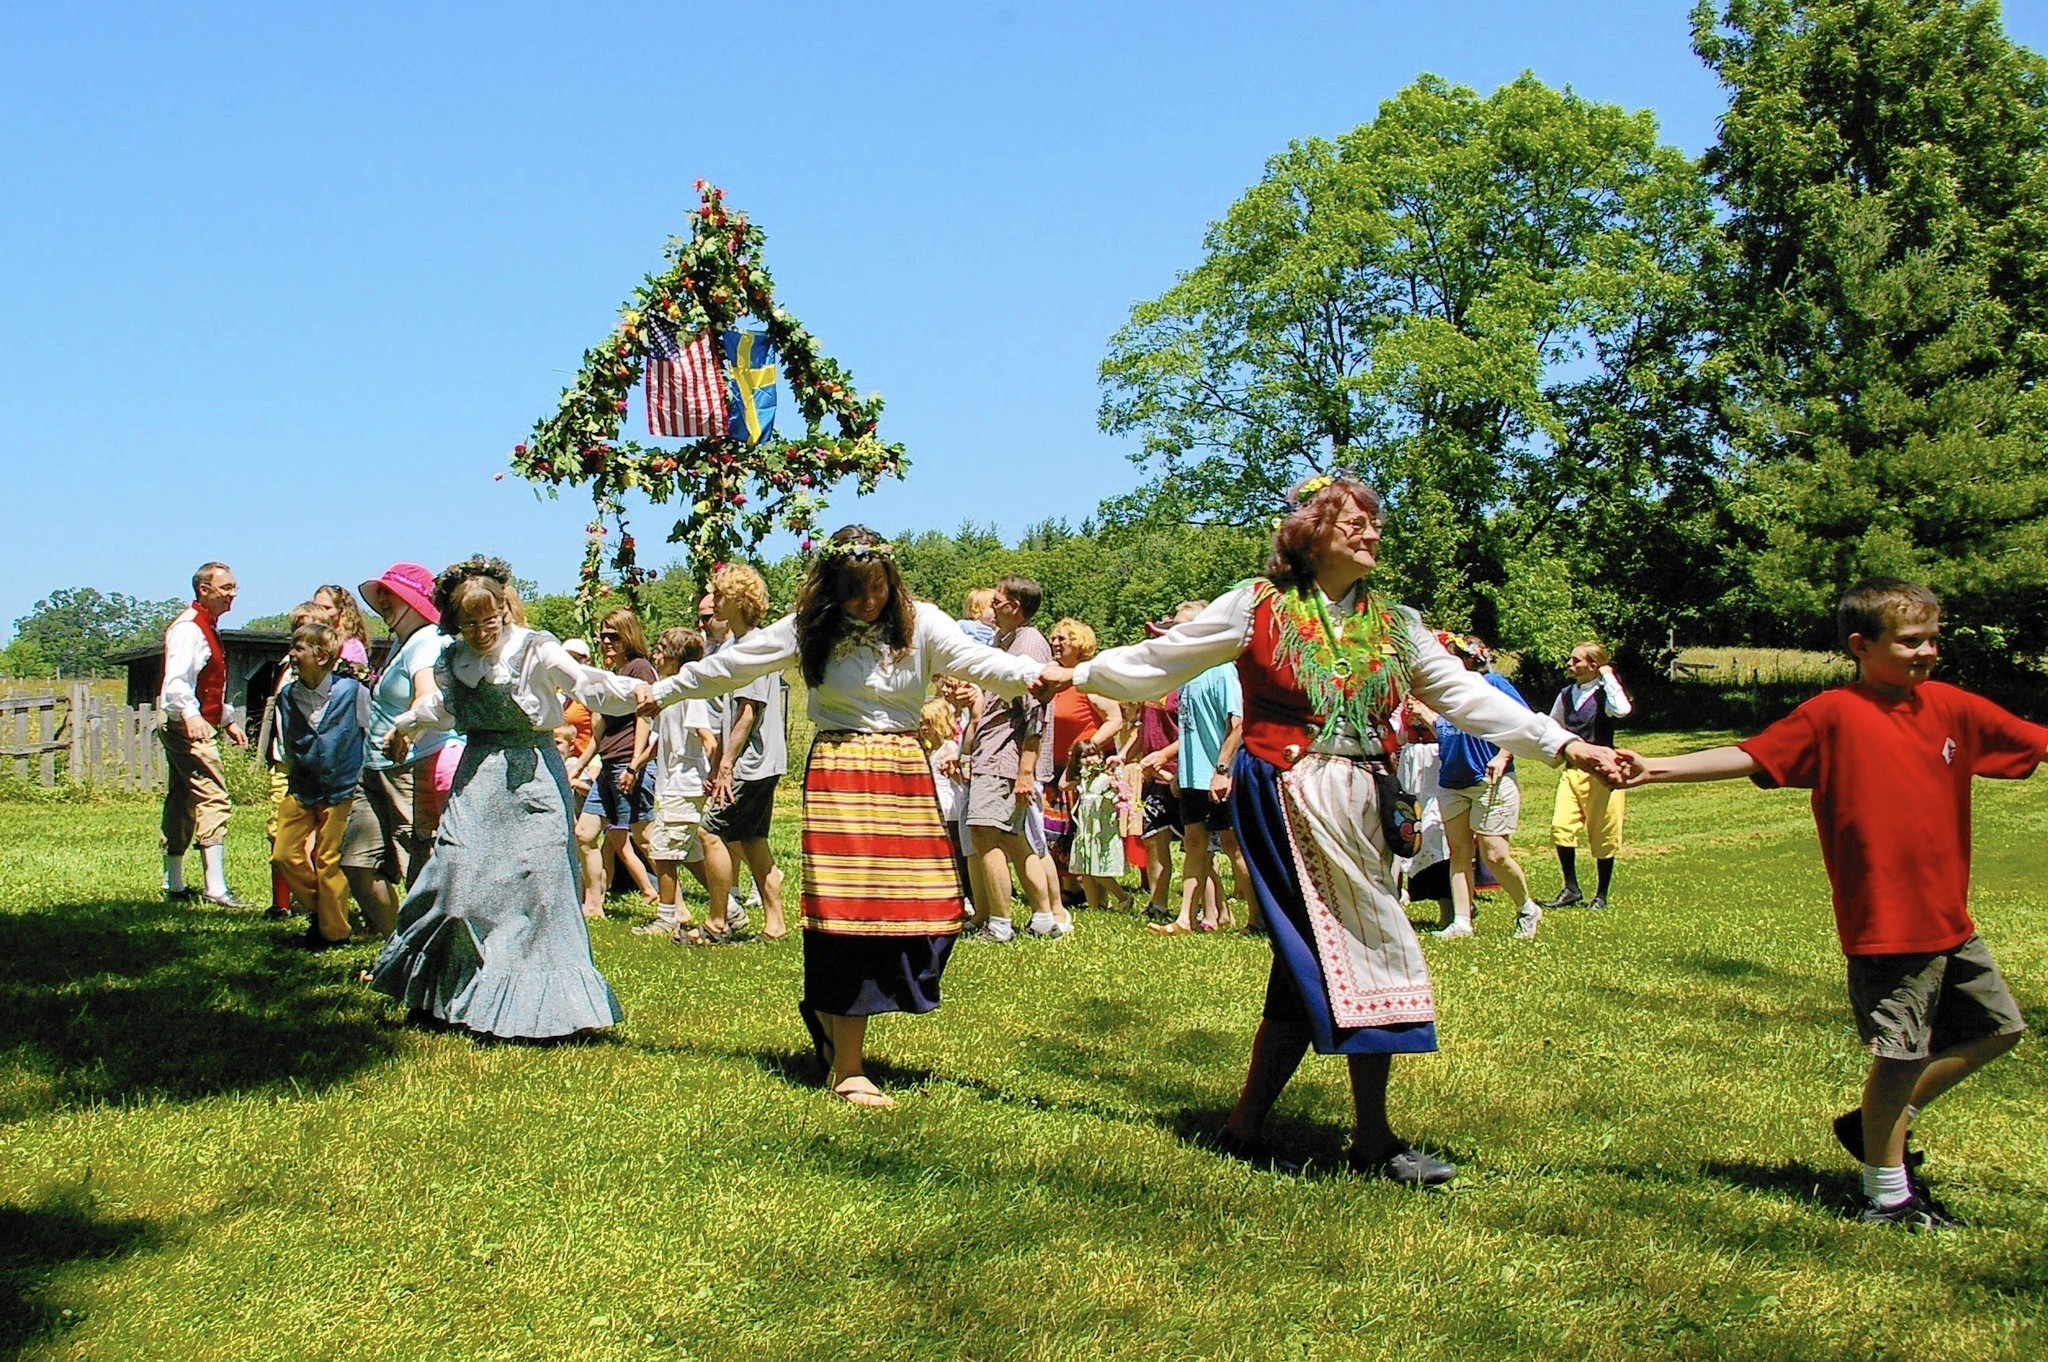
511;181;906;616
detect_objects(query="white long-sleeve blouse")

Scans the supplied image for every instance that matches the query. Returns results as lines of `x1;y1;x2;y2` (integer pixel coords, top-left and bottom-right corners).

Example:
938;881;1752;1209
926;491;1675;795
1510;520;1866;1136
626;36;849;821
650;601;1043;732
392;627;643;735
1072;581;1580;766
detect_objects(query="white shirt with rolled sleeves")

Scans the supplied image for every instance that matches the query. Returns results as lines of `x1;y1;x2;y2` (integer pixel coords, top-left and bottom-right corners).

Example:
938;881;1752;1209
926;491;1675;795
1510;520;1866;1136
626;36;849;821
1552;672;1634;724
1071;582;1581;767
159;615;236;726
648;601;1044;730
390;627;644;736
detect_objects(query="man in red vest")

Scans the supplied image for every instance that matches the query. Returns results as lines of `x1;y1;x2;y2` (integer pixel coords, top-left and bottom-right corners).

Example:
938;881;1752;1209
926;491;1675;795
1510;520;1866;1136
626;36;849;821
159;561;249;906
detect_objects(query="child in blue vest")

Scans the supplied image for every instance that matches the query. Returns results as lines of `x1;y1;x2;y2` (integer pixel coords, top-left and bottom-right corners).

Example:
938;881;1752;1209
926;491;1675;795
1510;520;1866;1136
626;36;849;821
273;620;371;948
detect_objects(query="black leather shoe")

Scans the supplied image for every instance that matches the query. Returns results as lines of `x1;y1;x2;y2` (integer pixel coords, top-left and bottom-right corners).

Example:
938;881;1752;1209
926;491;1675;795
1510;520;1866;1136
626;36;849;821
1348;1141;1456;1186
1543;887;1584;909
1585;895;1608;911
164;887;199;902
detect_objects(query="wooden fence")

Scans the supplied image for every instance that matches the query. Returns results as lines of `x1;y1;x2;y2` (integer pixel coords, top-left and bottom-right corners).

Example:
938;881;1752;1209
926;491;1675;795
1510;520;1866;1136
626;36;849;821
0;685;167;789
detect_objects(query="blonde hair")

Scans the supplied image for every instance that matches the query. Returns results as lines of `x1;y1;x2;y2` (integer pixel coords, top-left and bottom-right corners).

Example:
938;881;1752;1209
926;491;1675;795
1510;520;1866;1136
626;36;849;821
963;587;994;618
711;563;771;630
919;697;957;752
501;582;528;626
1572;640;1611;668
1048;617;1098;661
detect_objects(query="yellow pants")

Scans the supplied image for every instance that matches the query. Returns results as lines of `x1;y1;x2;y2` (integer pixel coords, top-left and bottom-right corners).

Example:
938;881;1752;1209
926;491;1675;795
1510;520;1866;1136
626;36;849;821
273;795;354;943
1551;769;1625;860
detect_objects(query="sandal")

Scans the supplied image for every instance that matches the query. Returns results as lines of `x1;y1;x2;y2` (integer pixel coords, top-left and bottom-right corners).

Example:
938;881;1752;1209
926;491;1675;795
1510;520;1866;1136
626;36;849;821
1147;921;1194;936
672;922;734;947
831;1075;895;1108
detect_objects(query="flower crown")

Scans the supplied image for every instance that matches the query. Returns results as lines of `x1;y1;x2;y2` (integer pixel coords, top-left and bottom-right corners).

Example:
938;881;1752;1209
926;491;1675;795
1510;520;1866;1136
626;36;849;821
823;539;895;563
1292;473;1337;504
432;555;515;628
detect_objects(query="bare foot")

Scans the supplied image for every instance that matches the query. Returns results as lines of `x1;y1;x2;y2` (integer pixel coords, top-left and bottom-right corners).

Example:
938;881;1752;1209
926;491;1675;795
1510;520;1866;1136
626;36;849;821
831;1075;895;1108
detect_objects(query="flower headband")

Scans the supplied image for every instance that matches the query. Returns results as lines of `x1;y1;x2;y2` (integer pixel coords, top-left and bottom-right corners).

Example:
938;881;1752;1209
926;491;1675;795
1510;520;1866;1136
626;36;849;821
1292;473;1336;504
823;540;895;563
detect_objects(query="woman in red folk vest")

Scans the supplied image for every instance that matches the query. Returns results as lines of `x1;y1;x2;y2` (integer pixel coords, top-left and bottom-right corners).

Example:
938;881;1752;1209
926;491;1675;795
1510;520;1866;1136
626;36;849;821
1039;476;1626;1182
158;561;251;907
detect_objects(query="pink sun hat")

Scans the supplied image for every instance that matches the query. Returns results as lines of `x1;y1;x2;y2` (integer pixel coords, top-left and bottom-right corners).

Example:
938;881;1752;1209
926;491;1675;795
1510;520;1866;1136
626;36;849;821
359;562;441;625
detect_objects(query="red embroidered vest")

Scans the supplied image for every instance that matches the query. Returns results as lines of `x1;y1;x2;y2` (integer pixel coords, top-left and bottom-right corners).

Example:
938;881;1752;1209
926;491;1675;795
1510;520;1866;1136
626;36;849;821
179;603;228;724
1234;584;1404;771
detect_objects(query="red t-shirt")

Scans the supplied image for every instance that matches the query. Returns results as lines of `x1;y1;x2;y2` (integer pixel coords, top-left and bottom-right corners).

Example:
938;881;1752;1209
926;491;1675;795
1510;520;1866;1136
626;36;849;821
1739;681;2047;956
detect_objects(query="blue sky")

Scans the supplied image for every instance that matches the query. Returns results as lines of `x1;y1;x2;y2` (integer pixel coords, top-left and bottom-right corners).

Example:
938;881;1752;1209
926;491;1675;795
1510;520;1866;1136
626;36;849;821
5;1;2045;631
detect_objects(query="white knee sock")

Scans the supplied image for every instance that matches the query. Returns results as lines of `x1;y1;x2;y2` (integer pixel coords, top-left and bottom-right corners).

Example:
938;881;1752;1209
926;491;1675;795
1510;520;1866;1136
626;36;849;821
199;843;228;897
163;854;187;893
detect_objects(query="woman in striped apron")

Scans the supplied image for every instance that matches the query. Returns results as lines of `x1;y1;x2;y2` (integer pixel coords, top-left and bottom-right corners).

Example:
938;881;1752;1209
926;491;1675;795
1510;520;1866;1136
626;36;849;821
641;526;1046;1106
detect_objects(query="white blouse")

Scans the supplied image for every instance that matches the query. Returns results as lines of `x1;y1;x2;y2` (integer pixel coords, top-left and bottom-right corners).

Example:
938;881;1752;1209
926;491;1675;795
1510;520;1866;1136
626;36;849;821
650;601;1043;732
1073;581;1580;765
393;627;644;735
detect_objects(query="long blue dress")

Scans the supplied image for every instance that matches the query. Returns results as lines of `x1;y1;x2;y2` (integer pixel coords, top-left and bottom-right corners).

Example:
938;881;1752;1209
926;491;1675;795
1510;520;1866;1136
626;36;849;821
368;633;623;1040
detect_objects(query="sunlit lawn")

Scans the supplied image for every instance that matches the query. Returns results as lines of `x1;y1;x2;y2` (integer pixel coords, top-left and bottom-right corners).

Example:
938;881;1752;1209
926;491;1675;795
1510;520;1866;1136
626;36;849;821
1;731;2044;1359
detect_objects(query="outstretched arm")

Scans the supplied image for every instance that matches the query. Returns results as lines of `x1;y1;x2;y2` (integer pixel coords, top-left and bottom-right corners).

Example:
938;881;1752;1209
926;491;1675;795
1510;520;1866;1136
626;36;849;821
1618;745;1760;786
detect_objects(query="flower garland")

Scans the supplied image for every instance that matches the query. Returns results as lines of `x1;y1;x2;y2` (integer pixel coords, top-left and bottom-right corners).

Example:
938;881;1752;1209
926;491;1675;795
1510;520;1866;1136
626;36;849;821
511;182;908;620
1256;579;1414;735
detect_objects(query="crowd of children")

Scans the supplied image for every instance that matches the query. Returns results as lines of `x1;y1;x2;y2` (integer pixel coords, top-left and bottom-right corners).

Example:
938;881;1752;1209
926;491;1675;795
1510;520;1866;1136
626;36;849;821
161;540;2036;1227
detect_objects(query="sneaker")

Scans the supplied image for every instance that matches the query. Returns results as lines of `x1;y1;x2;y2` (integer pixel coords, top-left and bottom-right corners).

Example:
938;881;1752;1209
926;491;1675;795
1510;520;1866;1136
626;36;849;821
1433;920;1473;940
968;922;1015;944
1026;911;1060;937
1513;904;1543;940
1585;895;1608;911
1543;887;1584;909
1831;1108;1925;1175
632;917;683;937
1348;1141;1456;1186
1858;1192;1953;1230
727;903;751;934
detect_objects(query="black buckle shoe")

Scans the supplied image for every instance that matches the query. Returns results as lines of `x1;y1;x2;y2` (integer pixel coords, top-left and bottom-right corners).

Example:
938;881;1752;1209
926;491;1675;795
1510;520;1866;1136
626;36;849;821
1543;887;1584;909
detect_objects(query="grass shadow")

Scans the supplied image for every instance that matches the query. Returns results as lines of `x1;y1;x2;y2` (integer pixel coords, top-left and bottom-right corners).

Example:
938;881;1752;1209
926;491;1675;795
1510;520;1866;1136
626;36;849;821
0;896;400;1117
1697;1158;1862;1215
0;1183;162;1356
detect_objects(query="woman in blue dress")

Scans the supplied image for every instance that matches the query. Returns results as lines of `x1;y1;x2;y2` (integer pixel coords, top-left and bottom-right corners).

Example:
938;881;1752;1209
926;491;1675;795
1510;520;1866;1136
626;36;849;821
368;557;651;1041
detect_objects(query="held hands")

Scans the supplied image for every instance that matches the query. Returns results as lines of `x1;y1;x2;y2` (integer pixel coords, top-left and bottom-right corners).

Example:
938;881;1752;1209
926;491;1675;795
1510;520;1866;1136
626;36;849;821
1611;748;1654;787
382;730;413;764
1031;665;1075;701
1012;775;1035;806
1208;769;1233;800
1562;740;1631;788
707;767;734;810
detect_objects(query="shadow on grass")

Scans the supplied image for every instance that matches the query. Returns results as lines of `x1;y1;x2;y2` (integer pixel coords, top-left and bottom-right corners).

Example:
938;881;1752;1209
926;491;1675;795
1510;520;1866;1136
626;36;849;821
0;897;400;1117
1697;1158;1862;1215
0;1183;162;1356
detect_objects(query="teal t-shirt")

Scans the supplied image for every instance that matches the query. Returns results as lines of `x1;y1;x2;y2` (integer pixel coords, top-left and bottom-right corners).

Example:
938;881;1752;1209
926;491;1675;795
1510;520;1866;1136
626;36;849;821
1177;662;1243;789
365;627;451;770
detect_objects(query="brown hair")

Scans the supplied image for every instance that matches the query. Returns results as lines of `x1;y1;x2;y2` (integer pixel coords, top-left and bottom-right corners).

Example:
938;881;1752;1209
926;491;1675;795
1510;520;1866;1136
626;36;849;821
793;526;917;687
445;577;507;634
192;562;229;596
288;600;329;631
1264;475;1383;593
433;557;513;636
598;608;650;665
1838;577;1940;651
314;585;371;647
290;620;337;656
653;627;705;667
711;563;771;631
995;574;1042;621
1048;617;1098;661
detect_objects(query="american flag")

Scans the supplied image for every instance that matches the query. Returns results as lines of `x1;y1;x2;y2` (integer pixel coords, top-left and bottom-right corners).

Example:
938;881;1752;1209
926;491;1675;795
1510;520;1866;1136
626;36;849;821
645;316;729;437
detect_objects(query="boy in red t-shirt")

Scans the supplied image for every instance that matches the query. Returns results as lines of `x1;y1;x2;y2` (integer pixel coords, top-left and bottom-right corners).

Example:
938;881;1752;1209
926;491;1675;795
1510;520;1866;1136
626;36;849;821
1622;578;2040;1229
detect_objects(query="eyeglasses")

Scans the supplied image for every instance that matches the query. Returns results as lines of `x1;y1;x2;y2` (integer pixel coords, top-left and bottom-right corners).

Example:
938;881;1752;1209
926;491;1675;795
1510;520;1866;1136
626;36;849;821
1333;517;1381;540
598;631;621;642
696;614;714;624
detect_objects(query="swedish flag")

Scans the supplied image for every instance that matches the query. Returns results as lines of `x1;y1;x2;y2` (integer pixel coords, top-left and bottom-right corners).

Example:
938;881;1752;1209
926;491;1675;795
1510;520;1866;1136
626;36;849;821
723;329;778;444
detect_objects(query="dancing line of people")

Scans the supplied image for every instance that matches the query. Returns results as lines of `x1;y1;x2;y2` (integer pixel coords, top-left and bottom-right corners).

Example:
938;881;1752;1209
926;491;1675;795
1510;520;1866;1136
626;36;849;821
152;478;2036;1224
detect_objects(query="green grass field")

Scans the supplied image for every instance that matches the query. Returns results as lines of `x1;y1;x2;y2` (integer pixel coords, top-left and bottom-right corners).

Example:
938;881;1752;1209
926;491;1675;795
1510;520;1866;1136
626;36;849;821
2;732;2044;1360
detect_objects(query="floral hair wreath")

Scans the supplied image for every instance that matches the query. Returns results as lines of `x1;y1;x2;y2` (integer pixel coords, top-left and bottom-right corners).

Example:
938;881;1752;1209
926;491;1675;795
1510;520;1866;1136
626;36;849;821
1292;473;1337;504
821;539;895;564
433;554;515;623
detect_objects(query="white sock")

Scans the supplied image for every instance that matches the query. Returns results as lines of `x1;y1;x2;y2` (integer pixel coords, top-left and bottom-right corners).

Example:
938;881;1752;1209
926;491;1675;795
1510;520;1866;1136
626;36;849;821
1861;1162;1912;1208
163;855;187;893
199;843;228;897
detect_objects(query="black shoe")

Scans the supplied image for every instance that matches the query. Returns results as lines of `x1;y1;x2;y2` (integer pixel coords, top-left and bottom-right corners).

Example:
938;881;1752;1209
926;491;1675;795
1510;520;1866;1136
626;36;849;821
1143;903;1175;925
1832;1107;1925;1174
289;930;349;952
1543;887;1584;909
262;905;293;920
1347;1141;1456;1186
1210;1129;1303;1176
1858;1192;1954;1230
165;887;199;902
1585;895;1608;911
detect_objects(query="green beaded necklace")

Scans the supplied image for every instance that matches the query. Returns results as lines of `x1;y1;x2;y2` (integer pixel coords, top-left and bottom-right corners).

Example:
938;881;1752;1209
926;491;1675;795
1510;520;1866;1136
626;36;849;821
1257;579;1414;737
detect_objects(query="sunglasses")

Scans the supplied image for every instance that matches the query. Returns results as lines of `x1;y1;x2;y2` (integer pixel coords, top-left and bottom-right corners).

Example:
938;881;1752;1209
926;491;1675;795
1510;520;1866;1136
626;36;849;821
598;631;621;641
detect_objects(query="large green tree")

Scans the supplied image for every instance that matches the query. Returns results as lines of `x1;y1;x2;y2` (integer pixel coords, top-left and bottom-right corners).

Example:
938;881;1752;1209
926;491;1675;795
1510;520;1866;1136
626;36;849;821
1099;73;1727;660
1695;0;2048;657
9;588;182;677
